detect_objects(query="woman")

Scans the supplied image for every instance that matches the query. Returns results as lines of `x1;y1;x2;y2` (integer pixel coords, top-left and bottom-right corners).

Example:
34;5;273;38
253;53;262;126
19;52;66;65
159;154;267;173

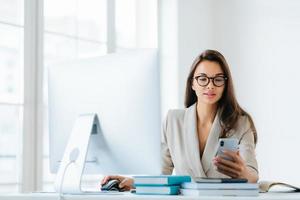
101;49;259;191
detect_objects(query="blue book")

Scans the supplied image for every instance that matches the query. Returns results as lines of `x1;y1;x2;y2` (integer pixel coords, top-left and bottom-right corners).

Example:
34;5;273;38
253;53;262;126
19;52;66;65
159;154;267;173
135;185;180;195
133;175;191;186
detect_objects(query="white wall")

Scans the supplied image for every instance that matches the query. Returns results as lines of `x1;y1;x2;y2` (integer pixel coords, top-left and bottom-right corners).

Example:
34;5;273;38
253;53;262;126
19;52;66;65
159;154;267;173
161;0;300;184
158;0;179;117
177;0;215;106
159;0;214;116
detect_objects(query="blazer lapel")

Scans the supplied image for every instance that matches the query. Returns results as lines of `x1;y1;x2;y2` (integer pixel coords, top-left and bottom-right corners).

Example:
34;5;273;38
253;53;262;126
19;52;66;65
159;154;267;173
183;104;206;178
201;112;222;174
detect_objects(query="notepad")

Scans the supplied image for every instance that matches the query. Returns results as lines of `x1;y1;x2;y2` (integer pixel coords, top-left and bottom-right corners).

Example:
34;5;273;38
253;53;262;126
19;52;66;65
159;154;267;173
259;181;300;193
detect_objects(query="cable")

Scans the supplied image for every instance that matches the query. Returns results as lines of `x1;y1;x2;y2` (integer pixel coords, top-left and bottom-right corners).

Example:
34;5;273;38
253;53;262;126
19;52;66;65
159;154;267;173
59;160;75;200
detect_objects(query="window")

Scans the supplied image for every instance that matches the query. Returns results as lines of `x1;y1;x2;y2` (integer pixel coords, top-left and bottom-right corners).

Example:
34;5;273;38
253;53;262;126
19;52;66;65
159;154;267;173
115;0;157;51
0;0;24;192
0;0;157;192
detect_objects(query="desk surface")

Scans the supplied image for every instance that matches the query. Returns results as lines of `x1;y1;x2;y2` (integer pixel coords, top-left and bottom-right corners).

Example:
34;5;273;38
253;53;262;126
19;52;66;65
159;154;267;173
1;192;300;200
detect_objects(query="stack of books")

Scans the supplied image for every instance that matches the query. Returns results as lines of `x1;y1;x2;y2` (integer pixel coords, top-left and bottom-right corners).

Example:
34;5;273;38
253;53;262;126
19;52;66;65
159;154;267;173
133;175;191;195
180;178;259;196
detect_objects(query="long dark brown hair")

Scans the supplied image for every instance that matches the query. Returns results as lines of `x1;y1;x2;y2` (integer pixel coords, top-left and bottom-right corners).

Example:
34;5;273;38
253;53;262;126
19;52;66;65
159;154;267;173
184;49;257;143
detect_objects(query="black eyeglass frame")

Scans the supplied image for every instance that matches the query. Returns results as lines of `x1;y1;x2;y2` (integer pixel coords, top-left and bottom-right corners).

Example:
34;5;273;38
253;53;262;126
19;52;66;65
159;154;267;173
194;75;228;87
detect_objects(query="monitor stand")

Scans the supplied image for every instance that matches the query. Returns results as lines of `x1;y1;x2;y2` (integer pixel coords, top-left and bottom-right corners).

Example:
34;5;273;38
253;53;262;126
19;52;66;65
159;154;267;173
54;113;100;194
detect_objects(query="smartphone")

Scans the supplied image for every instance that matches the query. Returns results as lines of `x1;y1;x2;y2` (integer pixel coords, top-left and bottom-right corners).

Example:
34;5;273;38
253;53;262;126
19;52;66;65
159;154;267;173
216;138;239;161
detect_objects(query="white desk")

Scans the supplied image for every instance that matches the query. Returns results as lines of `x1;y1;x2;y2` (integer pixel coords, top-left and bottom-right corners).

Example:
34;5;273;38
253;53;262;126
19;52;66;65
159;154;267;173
1;192;300;200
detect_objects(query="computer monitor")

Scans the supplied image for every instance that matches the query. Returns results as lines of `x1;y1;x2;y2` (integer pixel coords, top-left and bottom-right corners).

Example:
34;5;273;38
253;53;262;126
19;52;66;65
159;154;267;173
48;49;161;178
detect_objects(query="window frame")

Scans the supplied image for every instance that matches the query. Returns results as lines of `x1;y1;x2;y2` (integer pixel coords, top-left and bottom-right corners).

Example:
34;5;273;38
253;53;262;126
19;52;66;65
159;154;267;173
21;0;44;192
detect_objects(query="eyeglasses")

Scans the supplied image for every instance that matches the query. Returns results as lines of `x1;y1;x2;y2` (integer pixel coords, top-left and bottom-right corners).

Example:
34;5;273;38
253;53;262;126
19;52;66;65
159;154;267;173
194;75;227;87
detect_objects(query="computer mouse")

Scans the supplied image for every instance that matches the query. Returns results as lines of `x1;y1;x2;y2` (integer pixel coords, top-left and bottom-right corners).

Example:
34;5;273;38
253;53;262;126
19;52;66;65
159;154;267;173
101;179;121;191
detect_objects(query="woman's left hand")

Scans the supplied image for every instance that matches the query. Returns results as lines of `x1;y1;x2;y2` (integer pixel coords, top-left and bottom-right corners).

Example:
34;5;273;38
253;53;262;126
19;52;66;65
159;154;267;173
212;150;247;179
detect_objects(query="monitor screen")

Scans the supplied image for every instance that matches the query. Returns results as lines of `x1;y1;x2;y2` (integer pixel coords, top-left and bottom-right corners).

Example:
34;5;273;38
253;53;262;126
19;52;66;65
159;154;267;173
48;49;161;176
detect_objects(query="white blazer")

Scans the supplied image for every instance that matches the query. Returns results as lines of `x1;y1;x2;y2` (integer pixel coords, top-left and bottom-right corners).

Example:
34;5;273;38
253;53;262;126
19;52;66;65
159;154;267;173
161;103;258;179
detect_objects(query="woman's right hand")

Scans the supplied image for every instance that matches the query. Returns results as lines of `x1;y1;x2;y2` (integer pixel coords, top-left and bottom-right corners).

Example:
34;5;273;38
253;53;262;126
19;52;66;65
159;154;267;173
101;175;134;191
